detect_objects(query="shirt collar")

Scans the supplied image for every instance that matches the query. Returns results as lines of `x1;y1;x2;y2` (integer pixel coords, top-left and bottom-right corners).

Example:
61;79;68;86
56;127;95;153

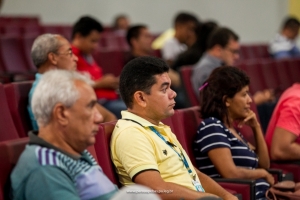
35;73;42;80
121;110;165;128
204;53;224;66
28;131;81;160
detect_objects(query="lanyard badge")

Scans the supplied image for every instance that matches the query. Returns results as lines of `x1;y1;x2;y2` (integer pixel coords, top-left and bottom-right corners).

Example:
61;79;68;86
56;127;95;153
149;126;205;192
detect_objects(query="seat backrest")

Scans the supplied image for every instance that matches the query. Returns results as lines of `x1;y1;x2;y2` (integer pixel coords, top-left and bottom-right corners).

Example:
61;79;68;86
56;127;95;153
92;50;125;77
20;35;37;72
170;106;201;166
94;121;120;186
179;66;199;107
274;59;293;90
0;36;29;73
4;81;33;138
0;84;19;141
0;137;29;200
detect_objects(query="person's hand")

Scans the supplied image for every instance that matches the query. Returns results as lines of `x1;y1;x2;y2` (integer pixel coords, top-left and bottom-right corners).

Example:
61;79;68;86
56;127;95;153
100;74;119;89
265;172;275;186
238;110;260;129
253;89;275;105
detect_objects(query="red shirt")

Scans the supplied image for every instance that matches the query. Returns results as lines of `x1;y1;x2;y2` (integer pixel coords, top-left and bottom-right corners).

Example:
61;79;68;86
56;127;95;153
72;46;117;100
265;83;300;152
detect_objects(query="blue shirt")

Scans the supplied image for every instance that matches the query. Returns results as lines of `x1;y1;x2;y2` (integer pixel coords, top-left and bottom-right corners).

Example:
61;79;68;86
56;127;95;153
193;117;269;199
27;73;42;131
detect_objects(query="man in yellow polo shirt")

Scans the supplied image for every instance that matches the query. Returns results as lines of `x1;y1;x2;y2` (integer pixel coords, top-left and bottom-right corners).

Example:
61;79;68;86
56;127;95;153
111;56;236;200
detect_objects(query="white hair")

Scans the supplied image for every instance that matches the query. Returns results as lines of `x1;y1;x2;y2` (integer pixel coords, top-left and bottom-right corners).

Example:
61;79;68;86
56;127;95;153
31;33;61;68
32;70;94;127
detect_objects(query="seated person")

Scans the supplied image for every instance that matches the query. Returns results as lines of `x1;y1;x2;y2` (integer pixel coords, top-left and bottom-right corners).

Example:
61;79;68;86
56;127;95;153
194;66;274;199
28;33;116;131
111;56;237;200
125;24;153;63
162;12;199;66
269;16;300;59
265;83;300;161
71;16;126;119
171;21;218;72
113;14;130;36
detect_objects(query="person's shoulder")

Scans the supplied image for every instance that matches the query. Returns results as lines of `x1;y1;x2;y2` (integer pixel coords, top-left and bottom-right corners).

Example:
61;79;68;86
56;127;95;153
199;117;224;129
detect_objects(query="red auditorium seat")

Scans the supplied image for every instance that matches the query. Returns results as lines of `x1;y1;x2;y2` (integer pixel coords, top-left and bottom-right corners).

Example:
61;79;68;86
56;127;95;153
20;35;37;72
94;121;120;186
239;44;270;60
0;84;20;141
179;66;199;107
286;58;300;84
41;25;61;34
253;44;270;59
4;81;33;138
259;59;281;91
99;34;119;51
238;61;266;93
0;137;29;200
0;25;21;37
93;50;125;77
274;59;293;90
0;36;34;75
60;25;72;41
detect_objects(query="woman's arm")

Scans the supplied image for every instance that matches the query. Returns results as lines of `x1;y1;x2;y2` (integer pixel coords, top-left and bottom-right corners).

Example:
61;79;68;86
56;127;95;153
240;110;270;169
207;147;274;185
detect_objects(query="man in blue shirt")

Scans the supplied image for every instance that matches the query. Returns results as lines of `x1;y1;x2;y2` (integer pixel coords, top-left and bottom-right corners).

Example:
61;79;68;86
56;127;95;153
269;17;300;59
28;33;116;131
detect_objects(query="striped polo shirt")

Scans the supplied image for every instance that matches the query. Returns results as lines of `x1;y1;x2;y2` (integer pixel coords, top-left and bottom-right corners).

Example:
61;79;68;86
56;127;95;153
11;132;118;200
193;117;269;199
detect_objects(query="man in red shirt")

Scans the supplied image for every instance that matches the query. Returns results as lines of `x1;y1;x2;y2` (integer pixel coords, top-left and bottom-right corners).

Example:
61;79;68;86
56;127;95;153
71;16;126;118
265;83;300;161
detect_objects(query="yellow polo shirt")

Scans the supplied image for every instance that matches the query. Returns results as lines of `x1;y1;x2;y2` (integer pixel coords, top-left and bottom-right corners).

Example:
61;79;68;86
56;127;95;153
110;111;203;191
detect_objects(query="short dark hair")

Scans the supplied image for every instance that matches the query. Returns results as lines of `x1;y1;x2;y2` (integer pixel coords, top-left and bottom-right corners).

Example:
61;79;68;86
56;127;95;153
200;66;250;125
174;12;198;27
126;25;147;47
207;27;239;49
119;56;169;108
194;21;218;52
71;16;104;40
282;16;300;30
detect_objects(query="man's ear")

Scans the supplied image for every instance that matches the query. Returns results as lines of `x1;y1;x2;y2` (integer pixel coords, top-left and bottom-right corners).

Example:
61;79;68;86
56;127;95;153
48;52;58;65
74;32;83;40
133;91;147;108
130;38;137;48
53;103;69;126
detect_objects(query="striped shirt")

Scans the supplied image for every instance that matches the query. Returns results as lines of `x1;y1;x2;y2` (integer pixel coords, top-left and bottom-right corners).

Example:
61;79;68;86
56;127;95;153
193;117;269;199
11;132;118;200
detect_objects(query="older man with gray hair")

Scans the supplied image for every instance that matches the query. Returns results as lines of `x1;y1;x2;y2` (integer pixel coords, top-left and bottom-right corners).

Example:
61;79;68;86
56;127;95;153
28;33;116;131
12;70;160;200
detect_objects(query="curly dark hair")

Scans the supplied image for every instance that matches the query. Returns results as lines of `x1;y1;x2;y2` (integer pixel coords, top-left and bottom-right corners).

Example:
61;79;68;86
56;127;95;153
199;66;250;125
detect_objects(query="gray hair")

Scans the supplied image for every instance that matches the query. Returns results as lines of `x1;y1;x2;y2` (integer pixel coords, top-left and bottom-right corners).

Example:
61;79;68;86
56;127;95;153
32;70;94;127
31;33;61;68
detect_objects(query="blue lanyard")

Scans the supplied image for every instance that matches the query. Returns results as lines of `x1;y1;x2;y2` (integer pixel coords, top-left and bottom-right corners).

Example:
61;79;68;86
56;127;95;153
149;126;193;175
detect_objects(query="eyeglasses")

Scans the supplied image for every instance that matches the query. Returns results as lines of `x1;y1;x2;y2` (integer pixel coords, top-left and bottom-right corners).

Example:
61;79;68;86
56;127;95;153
226;47;240;55
55;49;73;57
